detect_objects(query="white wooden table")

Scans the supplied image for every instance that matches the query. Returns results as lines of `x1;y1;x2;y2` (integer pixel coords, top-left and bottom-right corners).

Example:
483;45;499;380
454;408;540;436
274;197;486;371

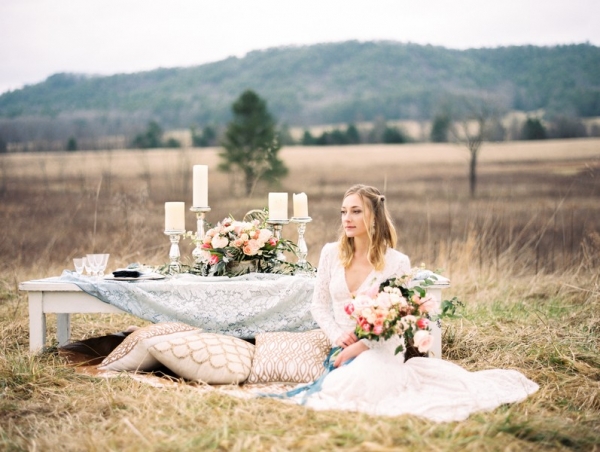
19;279;126;352
19;277;450;356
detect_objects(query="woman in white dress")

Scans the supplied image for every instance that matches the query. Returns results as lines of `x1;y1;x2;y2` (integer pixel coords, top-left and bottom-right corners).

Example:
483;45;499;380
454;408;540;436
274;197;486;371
304;184;539;422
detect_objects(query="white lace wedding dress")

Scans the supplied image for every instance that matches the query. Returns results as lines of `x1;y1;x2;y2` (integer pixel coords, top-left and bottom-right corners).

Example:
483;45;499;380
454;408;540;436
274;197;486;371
304;242;539;423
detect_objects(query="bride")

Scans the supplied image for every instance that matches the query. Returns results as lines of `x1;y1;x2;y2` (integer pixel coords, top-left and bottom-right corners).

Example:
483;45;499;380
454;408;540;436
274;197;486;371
303;184;539;422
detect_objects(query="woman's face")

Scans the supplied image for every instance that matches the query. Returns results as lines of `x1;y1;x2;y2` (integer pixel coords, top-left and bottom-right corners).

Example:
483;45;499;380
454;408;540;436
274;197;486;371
341;193;370;239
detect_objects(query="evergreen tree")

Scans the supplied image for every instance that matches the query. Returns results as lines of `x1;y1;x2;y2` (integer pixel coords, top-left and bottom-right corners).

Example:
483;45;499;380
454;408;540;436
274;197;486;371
132;121;163;148
329;129;349;145
521;117;547;140
430;114;451;142
301;130;316;145
346;124;361;144
66;136;78;151
219;90;288;195
383;126;406;144
192;125;217;147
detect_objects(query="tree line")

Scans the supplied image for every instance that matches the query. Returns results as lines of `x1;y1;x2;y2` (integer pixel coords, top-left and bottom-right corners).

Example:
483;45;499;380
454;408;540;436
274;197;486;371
0;107;595;153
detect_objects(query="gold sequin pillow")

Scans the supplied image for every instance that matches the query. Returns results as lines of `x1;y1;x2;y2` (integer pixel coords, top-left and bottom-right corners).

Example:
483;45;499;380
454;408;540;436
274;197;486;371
98;322;201;372
148;333;255;384
246;329;331;384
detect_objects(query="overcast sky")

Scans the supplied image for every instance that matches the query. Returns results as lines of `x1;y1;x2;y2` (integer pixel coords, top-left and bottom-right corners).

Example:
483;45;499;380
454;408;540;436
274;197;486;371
1;0;598;94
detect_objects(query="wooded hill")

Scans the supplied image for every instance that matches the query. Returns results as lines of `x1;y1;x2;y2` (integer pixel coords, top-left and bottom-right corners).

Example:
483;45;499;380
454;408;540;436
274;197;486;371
0;40;599;145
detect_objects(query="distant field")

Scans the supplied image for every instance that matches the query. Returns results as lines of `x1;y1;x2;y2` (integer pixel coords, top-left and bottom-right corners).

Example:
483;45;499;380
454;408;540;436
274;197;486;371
0;138;598;278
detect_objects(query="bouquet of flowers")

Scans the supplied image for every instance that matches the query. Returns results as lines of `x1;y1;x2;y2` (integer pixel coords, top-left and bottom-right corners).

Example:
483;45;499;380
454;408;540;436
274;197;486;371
344;270;460;356
191;216;298;276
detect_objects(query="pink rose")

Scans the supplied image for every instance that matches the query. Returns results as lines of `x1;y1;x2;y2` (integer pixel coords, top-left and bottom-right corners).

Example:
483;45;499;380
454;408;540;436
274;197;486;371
418;295;439;315
259;229;273;242
373;324;384;335
344;303;355;316
353;294;373;311
268;237;278;246
208;254;220;265
365;285;379;299
211;235;228;249
412;330;433;353
416;317;430;330
375;292;392;309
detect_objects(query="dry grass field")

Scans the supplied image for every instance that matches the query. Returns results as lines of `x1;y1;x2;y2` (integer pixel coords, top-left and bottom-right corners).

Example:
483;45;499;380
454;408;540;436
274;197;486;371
1;138;599;451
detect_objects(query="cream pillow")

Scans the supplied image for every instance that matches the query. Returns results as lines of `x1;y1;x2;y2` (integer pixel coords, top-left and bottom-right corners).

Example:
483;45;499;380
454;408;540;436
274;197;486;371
98;322;201;372
246;329;331;384
148;333;255;384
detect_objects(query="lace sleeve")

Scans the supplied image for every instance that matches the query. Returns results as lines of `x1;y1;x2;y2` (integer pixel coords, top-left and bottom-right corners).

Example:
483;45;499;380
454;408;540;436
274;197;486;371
310;244;345;344
360;250;411;350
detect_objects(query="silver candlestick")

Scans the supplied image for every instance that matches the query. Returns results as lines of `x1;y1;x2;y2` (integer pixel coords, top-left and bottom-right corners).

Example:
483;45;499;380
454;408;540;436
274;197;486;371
267;218;290;262
190;206;211;264
164;229;185;274
291;216;312;275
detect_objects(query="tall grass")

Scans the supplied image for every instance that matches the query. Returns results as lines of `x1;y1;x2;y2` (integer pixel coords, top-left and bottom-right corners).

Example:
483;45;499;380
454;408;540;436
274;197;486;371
0;140;599;450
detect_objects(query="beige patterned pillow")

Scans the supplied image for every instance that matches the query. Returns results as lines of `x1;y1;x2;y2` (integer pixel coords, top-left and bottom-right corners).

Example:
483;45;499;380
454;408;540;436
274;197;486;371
148;333;255;384
98;322;201;372
246;329;332;384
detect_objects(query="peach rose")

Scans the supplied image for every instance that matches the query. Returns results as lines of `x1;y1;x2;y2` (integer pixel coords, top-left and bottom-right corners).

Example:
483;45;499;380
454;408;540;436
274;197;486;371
243;239;261;256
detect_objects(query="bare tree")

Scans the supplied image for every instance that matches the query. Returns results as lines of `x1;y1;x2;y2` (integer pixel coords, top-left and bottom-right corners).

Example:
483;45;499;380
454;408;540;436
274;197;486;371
449;96;500;198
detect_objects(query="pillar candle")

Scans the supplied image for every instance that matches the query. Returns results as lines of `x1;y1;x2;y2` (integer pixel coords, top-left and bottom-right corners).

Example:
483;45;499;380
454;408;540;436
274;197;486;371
193;165;208;207
165;202;185;231
268;193;288;220
293;192;308;218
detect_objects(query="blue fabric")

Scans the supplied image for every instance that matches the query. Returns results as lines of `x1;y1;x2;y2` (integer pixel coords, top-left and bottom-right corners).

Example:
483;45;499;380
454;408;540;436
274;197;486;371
260;347;354;404
51;271;318;338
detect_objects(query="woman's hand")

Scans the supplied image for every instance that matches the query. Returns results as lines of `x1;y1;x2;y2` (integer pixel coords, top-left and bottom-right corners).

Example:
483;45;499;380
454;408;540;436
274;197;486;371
334;341;368;368
335;331;358;349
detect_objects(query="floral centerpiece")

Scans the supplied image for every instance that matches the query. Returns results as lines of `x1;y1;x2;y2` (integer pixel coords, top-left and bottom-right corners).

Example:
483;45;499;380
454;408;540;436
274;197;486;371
190;215;300;277
344;269;461;356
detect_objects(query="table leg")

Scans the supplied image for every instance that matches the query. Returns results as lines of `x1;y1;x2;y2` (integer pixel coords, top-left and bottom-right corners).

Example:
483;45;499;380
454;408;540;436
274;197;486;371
429;321;442;358
28;292;46;352
427;288;443;358
56;313;71;346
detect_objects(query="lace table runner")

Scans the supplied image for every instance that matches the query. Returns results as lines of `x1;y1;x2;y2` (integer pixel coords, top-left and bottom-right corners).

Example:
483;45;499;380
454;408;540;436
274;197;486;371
58;271;318;338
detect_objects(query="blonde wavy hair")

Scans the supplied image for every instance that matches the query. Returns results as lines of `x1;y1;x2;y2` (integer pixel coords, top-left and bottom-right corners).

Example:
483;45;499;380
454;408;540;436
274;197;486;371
338;184;397;271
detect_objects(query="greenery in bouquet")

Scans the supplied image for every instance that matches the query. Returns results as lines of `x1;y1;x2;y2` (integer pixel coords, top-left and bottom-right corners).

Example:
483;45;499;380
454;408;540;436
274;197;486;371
344;269;462;355
188;215;302;277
